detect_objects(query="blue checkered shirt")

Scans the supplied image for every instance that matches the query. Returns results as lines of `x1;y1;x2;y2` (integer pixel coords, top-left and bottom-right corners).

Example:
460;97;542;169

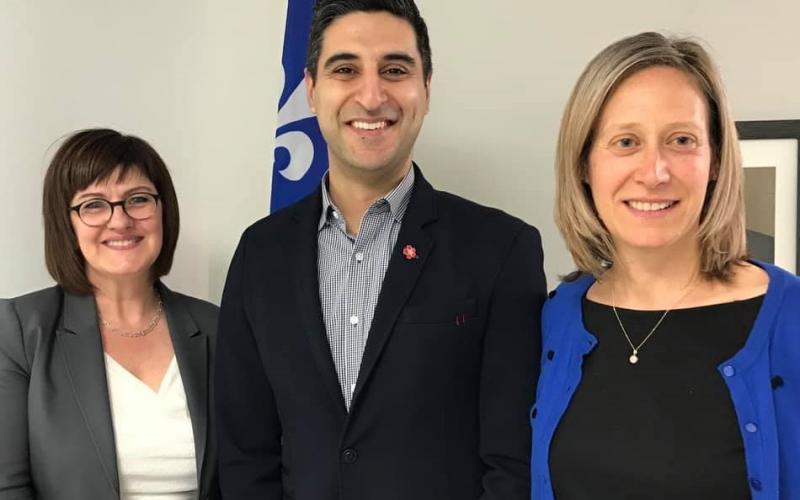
317;167;415;409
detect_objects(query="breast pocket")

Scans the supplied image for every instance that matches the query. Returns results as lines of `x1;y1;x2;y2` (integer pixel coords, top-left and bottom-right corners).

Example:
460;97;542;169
397;297;478;325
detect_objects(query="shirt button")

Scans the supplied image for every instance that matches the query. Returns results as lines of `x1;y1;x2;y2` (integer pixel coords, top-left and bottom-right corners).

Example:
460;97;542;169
342;448;358;464
722;365;736;377
750;478;762;491
332;211;340;219
355;252;364;262
745;422;758;433
350;315;359;326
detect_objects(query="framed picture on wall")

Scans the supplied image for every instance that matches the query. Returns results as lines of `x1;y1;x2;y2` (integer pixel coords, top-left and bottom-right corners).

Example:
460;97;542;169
736;120;800;274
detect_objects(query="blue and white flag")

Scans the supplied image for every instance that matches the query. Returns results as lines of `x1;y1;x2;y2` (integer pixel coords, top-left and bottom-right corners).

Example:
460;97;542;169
271;0;328;212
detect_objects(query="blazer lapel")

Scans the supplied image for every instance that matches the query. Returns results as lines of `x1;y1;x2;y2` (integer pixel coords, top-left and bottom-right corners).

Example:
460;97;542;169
351;167;438;407
159;284;209;490
56;291;120;494
293;191;348;416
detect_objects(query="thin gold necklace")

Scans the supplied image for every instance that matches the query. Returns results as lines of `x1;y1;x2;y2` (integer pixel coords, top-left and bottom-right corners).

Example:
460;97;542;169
99;292;163;338
610;278;697;364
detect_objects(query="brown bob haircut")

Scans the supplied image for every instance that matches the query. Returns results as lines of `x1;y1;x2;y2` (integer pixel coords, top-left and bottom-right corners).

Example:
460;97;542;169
555;32;747;281
43;128;180;295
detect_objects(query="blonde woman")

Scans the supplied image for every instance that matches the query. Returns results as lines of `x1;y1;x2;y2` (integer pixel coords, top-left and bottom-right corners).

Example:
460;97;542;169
531;32;799;499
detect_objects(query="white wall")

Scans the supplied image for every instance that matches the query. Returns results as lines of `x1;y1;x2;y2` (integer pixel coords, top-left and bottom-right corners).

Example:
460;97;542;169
2;0;799;301
0;1;280;302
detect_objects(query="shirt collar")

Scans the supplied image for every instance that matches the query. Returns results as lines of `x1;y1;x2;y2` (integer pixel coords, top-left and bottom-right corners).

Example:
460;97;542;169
318;166;415;230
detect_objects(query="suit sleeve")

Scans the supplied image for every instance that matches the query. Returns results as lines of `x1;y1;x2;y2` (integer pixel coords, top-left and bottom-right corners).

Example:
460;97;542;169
479;225;547;500
0;299;35;500
215;231;283;500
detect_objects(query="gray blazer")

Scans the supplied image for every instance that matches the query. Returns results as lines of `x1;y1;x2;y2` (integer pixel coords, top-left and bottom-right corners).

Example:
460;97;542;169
0;284;219;500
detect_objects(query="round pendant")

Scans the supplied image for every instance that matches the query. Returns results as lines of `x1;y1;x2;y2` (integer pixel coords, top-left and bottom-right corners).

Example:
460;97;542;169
629;354;639;364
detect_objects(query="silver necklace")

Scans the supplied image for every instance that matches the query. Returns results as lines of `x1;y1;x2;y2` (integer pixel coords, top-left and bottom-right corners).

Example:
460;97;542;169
99;293;163;338
611;280;696;364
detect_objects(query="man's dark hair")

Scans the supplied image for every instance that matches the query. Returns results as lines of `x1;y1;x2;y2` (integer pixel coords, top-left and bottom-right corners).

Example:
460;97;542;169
306;0;432;81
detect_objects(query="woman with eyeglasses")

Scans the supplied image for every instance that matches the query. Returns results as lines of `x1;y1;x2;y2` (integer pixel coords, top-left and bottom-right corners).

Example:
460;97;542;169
0;129;219;499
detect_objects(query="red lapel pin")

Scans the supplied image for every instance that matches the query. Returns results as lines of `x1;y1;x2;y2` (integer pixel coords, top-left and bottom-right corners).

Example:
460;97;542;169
402;244;418;260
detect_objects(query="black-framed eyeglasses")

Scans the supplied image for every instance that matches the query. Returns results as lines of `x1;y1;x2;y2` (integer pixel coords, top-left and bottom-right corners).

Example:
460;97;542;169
70;192;161;227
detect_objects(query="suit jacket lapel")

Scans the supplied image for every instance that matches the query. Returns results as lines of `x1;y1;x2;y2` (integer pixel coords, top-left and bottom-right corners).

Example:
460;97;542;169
293;190;349;416
159;284;209;491
56;291;120;494
351;166;438;407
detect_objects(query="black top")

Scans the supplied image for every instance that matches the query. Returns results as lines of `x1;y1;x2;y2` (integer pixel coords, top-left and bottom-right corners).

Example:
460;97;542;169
550;294;764;500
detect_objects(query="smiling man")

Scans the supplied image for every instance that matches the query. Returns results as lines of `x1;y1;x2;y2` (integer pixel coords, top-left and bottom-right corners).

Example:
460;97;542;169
215;1;547;499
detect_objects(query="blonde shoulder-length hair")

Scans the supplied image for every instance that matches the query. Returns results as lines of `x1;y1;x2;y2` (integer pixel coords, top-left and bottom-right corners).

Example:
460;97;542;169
555;31;747;281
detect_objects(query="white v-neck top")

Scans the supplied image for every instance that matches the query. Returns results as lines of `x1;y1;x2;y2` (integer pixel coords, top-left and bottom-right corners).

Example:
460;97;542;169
104;354;198;500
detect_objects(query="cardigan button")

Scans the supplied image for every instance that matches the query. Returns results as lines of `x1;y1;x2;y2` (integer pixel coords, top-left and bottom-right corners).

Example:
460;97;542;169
531;407;538;419
547;350;555;361
745;423;758;433
722;365;735;377
771;375;784;389
750;478;762;491
548;290;557;299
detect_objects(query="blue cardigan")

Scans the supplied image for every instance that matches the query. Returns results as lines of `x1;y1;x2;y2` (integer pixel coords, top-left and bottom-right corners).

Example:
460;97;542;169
531;262;800;499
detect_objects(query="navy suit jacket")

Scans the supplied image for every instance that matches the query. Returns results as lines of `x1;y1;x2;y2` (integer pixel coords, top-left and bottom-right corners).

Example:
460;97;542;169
216;166;547;500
